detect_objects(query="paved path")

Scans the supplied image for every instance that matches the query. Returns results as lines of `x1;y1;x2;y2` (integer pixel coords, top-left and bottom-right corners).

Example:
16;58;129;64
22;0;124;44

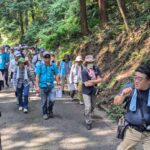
0;88;142;150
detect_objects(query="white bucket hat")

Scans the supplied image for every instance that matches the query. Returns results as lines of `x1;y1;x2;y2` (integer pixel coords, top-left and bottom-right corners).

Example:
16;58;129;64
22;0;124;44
75;56;83;62
84;55;95;62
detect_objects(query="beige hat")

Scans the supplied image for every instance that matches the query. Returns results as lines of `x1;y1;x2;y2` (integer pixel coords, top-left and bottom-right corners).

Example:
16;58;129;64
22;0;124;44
75;56;83;62
84;55;95;62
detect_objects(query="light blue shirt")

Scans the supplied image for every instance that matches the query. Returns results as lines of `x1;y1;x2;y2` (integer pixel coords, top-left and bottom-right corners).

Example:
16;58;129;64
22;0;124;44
0;53;7;70
36;62;58;89
59;60;71;77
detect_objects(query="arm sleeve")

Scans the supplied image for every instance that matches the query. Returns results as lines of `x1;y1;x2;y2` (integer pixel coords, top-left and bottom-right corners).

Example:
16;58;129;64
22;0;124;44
35;64;41;75
53;64;58;75
13;68;17;87
27;68;34;82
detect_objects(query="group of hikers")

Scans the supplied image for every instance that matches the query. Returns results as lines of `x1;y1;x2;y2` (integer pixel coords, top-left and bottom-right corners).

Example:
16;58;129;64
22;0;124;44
0;44;150;150
0;45;102;130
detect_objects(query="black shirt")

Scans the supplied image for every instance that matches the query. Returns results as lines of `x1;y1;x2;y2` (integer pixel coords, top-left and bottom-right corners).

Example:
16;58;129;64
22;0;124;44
82;66;102;95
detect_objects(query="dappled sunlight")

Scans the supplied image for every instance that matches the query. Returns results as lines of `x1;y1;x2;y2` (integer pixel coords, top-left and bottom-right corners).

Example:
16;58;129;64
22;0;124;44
92;128;115;136
0;92;15;98
60;136;89;149
0;85;118;150
3;141;26;150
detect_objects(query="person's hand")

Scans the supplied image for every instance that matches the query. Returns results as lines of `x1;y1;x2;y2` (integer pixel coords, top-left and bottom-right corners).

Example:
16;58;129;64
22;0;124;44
121;87;132;97
55;84;61;89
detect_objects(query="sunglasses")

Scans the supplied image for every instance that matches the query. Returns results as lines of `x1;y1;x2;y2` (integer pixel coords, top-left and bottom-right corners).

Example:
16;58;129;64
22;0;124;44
44;55;50;59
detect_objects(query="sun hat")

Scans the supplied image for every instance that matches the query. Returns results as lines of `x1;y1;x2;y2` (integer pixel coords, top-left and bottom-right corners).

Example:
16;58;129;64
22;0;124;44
75;56;83;62
18;57;25;63
84;55;95;62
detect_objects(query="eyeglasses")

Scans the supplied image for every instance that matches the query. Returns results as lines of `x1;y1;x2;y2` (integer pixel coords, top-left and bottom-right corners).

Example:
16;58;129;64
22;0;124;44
133;76;146;82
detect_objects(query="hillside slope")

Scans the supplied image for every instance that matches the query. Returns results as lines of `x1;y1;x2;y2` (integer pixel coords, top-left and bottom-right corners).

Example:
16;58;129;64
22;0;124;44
75;24;150;120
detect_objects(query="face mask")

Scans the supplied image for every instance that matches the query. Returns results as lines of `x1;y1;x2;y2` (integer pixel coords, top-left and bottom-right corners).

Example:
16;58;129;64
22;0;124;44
87;63;94;69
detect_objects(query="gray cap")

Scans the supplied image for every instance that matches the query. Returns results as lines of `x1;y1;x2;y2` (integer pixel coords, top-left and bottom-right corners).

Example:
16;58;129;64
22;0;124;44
43;51;50;57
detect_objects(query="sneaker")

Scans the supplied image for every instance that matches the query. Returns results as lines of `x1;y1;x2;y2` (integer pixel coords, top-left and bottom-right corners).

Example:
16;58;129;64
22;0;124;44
49;112;54;118
79;101;84;105
86;123;92;130
43;114;48;120
18;107;23;111
23;108;28;113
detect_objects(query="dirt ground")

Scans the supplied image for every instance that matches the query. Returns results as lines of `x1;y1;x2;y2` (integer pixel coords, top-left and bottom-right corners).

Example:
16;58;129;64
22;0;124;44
0;88;142;150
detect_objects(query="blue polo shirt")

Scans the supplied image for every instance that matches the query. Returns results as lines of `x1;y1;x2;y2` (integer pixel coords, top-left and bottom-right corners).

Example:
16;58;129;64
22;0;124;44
36;62;58;89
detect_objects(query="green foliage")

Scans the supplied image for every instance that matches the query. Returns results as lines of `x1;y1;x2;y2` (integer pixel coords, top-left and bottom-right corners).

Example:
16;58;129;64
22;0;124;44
107;104;125;121
0;0;149;48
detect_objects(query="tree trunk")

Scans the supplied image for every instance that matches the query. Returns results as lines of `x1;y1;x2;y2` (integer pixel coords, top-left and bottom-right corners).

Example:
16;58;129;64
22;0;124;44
19;12;24;42
30;0;35;21
25;10;29;31
116;0;130;32
98;0;108;27
120;0;126;15
79;0;90;35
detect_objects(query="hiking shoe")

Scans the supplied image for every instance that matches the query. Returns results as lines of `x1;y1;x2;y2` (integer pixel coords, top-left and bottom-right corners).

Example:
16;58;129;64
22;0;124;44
43;114;48;120
79;101;84;105
18;107;23;111
86;123;92;130
49;112;54;118
6;84;9;87
23;108;28;113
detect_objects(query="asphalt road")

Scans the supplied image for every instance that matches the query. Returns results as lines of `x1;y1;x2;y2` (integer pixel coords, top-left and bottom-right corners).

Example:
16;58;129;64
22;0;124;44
0;88;142;150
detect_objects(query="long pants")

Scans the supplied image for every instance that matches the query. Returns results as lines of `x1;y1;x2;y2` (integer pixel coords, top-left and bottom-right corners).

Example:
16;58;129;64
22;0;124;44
0;133;2;150
4;69;8;86
70;82;83;102
117;126;150;150
40;88;55;115
83;94;96;124
0;70;4;88
0;81;3;91
17;84;30;109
